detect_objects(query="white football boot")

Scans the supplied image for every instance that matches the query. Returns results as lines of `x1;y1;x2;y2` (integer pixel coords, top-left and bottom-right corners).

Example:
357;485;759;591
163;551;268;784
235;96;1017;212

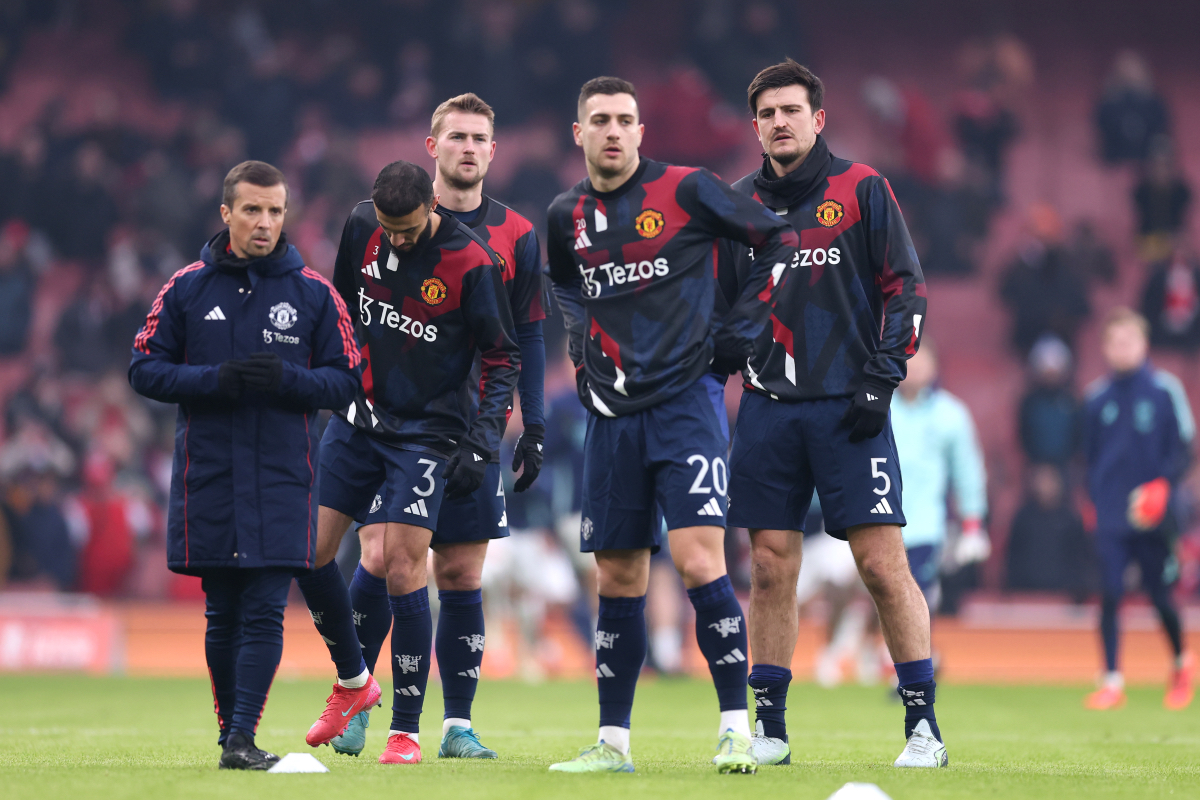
893;719;948;768
749;720;791;765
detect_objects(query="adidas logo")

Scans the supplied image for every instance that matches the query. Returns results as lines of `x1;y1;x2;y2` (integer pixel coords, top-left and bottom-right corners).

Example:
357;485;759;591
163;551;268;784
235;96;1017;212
204;306;226;320
498;511;507;527
870;497;894;515
403;498;430;517
755;697;774;707
714;648;746;665
473;452;483;462
866;393;878;402
321;635;336;646
395;685;422;697
362;260;381;279
696;497;722;516
457;667;480;679
574;230;592;251
596;663;616;678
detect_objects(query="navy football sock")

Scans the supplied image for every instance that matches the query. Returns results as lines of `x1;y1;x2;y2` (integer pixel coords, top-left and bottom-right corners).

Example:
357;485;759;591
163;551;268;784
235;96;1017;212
748;664;792;740
436;589;485;722
296;561;368;680
895;658;941;741
687;575;749;713
596;595;647;729
1101;594;1120;672
349;563;392;673
389;587;433;733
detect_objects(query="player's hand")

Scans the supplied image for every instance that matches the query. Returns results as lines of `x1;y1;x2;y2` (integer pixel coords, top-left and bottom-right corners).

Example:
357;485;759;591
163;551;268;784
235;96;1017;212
954;519;991;565
711;338;753;375
239;351;284;393
1128;477;1170;530
217;360;247;399
511;424;545;493
841;380;893;443
443;445;489;499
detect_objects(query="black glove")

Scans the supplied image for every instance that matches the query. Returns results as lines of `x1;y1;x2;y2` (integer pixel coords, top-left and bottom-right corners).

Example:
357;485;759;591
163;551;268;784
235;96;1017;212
511;424;545;493
217;360;246;399
711;337;753;375
442;444;489;499
841;380;893;443
239;352;284;393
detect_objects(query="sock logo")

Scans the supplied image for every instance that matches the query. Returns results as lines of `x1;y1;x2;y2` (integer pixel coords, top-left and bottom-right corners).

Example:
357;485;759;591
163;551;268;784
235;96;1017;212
352;611;365;626
457;667;480;679
309;611;324;626
752;686;774;705
595;630;619;650
596;663;616;678
459;634;486;653
755;697;774;707
395;654;423;674
708;616;742;638
395;685;422;696
714;648;747;665
899;687;927;706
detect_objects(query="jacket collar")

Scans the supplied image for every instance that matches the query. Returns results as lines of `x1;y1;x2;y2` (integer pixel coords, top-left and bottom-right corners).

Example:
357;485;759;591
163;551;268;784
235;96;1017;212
751;134;833;210
201;230;305;277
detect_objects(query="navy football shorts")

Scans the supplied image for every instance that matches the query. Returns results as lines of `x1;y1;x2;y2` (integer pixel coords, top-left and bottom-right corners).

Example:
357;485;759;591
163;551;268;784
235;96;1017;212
360;461;510;546
580;374;730;553
1095;531;1177;598
318;414;446;530
728;391;905;540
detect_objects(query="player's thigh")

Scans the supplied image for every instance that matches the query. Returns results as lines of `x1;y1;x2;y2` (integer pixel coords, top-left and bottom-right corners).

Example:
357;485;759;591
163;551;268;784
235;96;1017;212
431;540;490;590
383;521;435;594
846;523;911;591
666;524;727;588
805;398;905;540
580;411;656;553
357;522;386;576
432;462;509;547
1095;535;1130;598
728;391;816;532
317;415;387;522
748;528;804;590
648;375;731;532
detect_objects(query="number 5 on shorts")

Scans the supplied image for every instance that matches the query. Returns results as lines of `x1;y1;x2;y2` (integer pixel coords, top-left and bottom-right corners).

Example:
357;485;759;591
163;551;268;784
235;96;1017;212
870;458;891;496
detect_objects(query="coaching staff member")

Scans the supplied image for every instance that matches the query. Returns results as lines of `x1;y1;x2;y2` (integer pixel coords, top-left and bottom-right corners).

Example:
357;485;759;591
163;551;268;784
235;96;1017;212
129;161;361;770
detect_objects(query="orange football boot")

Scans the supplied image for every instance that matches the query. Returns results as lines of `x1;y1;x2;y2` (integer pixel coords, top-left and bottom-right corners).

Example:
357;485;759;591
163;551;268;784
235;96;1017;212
379;733;422;764
306;675;383;746
1165;652;1195;710
1084;685;1126;710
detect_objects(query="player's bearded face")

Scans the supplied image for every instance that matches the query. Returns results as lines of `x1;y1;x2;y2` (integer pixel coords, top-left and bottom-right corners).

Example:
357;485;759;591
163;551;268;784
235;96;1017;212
377;203;436;253
430;112;496;190
753;84;825;169
574;93;643;180
220;182;287;259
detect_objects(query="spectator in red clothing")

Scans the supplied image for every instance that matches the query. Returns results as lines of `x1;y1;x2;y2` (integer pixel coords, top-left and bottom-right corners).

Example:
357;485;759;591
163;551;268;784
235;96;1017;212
1142;244;1200;353
73;451;142;597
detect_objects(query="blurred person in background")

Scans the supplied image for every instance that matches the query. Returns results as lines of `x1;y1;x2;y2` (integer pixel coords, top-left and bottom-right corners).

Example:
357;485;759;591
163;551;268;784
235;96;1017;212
1133;143;1192;265
128;160;361;769
890;341;989;620
0;220;36;357
1064;220;1117;287
1005;464;1091;598
1082;308;1194;711
1018;335;1080;473
999;203;1091;356
1141;242;1200;353
1095;50;1169;166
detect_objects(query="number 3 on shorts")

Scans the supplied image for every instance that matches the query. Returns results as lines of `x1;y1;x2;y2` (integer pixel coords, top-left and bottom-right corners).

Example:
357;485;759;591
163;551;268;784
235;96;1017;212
413;458;439;497
870;458;891;496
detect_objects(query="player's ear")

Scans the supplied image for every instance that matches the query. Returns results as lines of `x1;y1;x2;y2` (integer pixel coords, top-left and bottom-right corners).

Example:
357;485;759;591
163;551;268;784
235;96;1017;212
813;108;826;134
219;204;232;225
425;136;438;159
572;121;583;147
430;196;440;213
488;140;497;159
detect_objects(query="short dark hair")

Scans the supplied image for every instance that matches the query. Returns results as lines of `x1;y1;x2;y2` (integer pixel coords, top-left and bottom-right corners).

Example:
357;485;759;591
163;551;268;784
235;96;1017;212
222;160;288;208
577;76;638;120
746;58;824;116
371;160;434;218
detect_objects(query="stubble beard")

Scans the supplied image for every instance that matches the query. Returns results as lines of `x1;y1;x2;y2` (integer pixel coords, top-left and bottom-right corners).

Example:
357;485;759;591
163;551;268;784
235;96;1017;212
441;162;485;192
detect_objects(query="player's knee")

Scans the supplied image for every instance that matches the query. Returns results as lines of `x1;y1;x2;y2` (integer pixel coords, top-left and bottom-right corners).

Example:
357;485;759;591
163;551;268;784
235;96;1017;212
749;545;800;593
358;531;386;576
673;549;724;588
434;560;482;591
856;550;902;596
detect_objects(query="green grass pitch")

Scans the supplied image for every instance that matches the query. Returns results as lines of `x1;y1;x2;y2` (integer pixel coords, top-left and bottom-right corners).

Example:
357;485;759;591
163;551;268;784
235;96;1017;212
1;675;1196;799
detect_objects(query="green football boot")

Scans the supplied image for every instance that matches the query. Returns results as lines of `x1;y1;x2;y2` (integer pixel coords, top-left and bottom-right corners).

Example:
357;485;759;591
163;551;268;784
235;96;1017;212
329;709;369;756
438;725;498;759
548;741;635;773
713;729;758;774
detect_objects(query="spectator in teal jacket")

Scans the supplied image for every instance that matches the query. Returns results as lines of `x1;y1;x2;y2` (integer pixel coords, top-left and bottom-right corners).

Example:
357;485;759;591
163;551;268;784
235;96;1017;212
890;340;989;612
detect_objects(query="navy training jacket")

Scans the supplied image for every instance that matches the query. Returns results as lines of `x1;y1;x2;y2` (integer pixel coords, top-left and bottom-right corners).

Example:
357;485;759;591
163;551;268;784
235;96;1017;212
129;231;361;574
1083;362;1194;537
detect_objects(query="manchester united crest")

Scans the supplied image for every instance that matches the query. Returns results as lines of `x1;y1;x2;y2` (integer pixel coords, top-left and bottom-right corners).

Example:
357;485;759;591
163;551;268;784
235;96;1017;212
420;277;448;305
634;208;665;239
815;200;844;228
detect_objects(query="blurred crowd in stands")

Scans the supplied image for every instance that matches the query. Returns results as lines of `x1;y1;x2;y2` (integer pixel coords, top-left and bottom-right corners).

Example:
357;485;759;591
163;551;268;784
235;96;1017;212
0;1;1196;650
